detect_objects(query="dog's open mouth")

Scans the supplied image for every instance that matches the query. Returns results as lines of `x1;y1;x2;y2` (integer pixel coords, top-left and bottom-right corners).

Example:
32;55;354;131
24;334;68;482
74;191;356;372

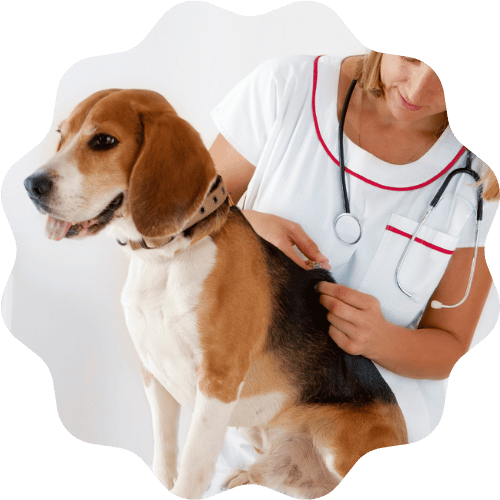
45;193;124;241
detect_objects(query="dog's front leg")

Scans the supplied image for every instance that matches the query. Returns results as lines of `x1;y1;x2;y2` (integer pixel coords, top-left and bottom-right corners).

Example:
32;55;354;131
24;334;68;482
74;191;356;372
170;387;237;499
142;368;180;490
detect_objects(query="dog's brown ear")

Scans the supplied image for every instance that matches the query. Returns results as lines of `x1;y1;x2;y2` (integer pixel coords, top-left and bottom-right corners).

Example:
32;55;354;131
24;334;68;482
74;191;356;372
128;98;216;238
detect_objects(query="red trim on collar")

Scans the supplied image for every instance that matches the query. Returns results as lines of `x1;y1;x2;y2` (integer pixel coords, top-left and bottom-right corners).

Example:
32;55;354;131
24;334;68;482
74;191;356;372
312;55;466;192
386;225;455;255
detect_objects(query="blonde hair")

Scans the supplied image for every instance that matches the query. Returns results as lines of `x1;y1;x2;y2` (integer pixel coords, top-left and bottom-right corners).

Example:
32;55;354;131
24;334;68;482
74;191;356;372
354;51;384;98
355;51;499;201
479;165;499;201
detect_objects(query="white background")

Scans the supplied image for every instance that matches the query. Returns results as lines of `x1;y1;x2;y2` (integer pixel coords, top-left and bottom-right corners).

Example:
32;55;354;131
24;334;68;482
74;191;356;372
2;2;498;474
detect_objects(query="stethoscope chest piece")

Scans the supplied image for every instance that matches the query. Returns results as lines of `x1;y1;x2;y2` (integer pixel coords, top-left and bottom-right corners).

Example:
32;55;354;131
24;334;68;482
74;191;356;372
334;213;362;244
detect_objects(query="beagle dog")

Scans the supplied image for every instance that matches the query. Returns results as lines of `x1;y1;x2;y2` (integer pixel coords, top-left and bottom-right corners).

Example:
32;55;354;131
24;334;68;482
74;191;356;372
24;89;407;499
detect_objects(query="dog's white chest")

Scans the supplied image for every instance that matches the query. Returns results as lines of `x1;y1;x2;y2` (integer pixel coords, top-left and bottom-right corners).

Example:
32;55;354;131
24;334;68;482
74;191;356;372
121;239;218;408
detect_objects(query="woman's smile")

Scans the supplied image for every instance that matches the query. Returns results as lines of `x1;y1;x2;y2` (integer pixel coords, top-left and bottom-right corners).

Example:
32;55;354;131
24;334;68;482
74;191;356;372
398;91;423;111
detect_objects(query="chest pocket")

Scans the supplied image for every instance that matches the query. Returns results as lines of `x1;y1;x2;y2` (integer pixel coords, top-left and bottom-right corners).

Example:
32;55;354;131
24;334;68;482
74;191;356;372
358;213;461;327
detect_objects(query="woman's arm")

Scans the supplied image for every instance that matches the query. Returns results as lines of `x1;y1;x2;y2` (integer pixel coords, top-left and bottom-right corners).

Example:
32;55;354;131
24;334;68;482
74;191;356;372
209;134;330;270
210;137;493;379
209;134;256;205
317;247;492;380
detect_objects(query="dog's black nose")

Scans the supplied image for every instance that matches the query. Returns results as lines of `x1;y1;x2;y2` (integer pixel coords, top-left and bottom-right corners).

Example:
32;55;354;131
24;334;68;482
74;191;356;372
24;174;53;199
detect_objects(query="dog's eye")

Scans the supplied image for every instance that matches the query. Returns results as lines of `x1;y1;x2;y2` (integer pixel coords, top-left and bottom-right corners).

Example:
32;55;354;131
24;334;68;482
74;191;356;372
89;134;118;151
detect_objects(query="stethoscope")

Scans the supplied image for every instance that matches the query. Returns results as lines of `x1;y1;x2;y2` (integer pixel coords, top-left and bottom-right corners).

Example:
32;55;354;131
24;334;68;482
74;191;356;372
335;79;483;309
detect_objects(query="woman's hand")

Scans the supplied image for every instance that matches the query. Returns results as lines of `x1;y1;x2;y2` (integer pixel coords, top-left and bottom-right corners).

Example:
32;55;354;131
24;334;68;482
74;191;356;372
316;249;491;379
242;210;330;271
316;281;389;359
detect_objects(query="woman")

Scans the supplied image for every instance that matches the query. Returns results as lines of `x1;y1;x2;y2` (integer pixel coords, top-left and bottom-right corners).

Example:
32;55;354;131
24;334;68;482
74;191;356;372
205;51;498;488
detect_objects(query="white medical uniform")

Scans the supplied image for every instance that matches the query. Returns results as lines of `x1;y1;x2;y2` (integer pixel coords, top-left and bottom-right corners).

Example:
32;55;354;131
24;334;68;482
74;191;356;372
202;55;497;495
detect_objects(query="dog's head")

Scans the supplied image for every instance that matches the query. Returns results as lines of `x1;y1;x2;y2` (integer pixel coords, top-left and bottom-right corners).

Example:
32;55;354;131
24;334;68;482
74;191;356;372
24;89;217;242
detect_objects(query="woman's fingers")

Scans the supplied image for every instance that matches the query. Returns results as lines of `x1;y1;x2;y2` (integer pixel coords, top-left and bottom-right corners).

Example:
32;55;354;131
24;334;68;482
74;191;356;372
242;210;330;270
287;222;331;269
316;282;377;311
317;282;387;359
319;294;357;324
281;244;316;270
328;324;361;356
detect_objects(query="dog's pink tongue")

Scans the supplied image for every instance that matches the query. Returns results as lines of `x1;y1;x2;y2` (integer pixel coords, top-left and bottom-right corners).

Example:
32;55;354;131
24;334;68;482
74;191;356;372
45;216;72;241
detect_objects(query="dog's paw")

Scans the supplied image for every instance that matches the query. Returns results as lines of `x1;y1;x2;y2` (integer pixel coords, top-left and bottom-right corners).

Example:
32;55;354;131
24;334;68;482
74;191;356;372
153;463;177;490
221;469;251;490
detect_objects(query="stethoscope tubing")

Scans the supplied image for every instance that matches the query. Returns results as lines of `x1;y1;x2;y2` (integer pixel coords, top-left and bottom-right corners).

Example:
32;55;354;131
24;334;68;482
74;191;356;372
395;150;483;307
430;220;480;309
334;78;363;245
338;78;358;214
335;75;483;309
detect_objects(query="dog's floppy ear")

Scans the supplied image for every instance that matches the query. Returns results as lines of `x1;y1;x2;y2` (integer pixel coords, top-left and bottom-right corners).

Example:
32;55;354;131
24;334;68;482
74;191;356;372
128;96;216;238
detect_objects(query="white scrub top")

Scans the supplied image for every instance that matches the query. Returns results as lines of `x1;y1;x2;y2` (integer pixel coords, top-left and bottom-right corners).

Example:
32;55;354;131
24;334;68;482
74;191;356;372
209;54;497;453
